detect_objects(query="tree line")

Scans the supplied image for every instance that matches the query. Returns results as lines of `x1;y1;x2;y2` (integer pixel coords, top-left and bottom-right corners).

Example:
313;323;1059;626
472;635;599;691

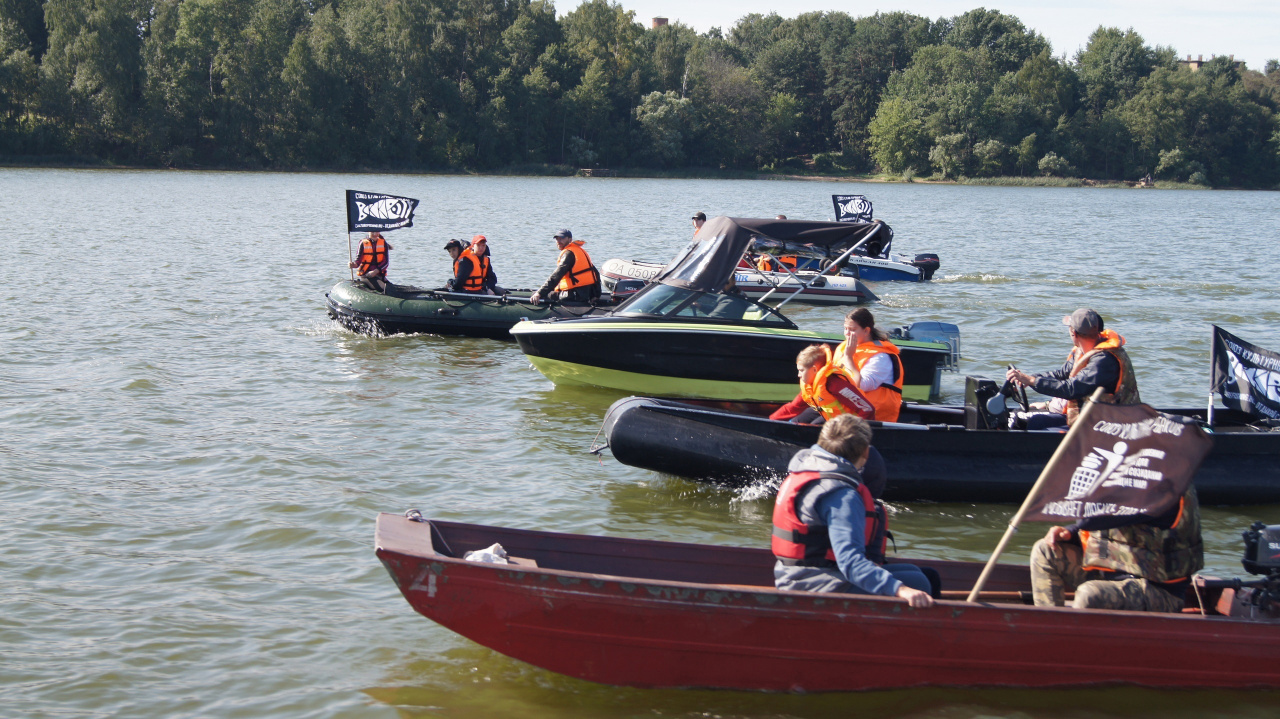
1;0;1278;186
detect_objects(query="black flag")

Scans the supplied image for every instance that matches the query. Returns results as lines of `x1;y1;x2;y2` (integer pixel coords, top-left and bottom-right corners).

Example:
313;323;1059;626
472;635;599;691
346;190;419;232
1022;402;1212;523
1212;326;1280;420
832;194;873;223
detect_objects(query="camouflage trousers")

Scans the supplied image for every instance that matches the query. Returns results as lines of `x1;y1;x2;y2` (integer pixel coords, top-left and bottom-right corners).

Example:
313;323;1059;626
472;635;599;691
1029;538;1185;612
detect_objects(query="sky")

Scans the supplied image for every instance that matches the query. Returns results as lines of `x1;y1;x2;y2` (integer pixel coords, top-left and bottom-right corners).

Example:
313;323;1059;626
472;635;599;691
570;0;1279;71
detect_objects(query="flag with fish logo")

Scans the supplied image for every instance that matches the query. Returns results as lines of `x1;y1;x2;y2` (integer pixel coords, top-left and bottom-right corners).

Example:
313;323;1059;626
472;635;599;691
346;190;419;232
1022;401;1212;523
832;194;873;223
1212;326;1280;420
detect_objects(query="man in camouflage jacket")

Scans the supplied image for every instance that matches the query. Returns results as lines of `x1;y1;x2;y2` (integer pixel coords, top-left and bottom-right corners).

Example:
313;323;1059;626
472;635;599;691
1030;487;1203;612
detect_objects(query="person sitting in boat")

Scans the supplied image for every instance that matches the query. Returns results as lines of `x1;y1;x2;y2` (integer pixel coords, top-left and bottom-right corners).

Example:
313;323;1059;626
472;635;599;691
1030;487;1202;612
351;231;392;293
1004;308;1140;430
772;414;935;607
692;211;706;236
444;235;497;294
755;253;798;273
531;229;600;305
770;345;876;424
838;308;904;422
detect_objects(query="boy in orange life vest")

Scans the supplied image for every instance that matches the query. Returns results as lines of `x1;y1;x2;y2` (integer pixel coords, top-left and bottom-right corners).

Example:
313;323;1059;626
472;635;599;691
530;229;600;305
770;345;876;424
772;414;934;606
444;236;497;294
350;231;392;293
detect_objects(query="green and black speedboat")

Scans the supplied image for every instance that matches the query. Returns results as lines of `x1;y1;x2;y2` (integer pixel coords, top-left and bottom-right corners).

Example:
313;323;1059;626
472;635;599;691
510;217;959;402
326;281;608;340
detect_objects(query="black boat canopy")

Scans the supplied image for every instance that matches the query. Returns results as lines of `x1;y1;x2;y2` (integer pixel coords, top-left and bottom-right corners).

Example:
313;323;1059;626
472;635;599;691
652;216;891;293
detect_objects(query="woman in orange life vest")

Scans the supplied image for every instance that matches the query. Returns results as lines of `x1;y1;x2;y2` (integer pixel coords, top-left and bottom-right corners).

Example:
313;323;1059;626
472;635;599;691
350;231;392;293
838;307;905;422
772;414;935;605
530;229;600;305
770;345;876;423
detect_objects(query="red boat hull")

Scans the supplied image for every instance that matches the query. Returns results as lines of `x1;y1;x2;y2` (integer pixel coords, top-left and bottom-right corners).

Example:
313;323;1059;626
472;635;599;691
376;514;1280;691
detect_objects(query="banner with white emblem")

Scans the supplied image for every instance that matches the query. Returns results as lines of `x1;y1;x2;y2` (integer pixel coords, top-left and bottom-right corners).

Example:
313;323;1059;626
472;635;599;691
1212;326;1280;420
1022;402;1212;523
832;194;873;223
346;190;419;232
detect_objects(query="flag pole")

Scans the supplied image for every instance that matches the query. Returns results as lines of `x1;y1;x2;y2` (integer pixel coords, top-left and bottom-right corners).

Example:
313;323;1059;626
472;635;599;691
1207;326;1216;428
966;387;1107;603
348;231;355;281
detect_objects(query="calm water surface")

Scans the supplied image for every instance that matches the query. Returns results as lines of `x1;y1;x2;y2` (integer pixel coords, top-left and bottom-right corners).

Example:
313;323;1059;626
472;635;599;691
2;170;1278;717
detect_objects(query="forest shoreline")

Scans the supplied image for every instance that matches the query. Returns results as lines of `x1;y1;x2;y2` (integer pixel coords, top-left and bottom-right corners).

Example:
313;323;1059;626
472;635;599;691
1;157;1266;191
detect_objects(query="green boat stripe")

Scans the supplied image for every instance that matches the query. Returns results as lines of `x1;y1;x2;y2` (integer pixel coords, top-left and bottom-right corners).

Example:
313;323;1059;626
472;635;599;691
525;356;935;402
511;321;949;351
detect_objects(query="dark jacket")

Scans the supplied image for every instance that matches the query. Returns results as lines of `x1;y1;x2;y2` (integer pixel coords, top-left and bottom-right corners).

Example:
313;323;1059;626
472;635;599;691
1032;351;1121;400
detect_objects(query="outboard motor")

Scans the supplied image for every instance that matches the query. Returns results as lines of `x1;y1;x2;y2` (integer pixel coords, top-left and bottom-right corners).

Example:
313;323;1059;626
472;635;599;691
609;278;646;303
1195;522;1280;617
964;375;1005;429
910;253;941;281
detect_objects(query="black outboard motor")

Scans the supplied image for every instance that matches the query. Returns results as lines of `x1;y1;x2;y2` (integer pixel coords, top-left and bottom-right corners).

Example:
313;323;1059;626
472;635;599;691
609;278;646;303
911;253;941;281
1196;522;1280;616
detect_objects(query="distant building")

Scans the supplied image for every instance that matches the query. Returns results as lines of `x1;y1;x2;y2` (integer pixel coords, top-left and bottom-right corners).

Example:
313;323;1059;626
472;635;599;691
652;17;668;28
1179;54;1245;72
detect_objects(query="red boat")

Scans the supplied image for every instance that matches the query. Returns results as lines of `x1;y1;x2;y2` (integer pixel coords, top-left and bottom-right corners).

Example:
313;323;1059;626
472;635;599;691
376;512;1280;692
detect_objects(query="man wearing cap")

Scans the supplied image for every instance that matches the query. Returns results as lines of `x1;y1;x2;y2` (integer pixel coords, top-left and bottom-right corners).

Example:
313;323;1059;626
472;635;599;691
531;229;600;305
1005;308;1141;429
691;211;706;235
444;235;497;294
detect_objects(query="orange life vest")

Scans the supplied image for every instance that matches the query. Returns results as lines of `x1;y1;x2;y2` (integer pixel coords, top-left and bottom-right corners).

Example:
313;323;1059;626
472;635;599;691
454;246;490;292
801;345;876;421
772;470;889;566
556;240;598;292
356;236;388;275
1063;329;1141;424
836;339;904;422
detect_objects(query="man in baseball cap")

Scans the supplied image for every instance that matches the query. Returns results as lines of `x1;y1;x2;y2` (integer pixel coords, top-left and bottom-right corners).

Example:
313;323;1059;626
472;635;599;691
691;211;706;235
531;229;600;305
1003;308;1141;429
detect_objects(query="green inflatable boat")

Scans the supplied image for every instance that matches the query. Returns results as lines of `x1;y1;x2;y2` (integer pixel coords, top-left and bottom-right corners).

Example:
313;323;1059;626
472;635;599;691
325;281;609;339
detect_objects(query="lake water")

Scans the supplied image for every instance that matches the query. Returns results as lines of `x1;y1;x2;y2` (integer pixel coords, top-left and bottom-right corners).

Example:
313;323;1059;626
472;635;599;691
2;169;1278;717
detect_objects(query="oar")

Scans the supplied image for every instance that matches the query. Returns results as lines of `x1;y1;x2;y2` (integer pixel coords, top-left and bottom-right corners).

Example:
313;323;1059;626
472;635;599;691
965;387;1107;603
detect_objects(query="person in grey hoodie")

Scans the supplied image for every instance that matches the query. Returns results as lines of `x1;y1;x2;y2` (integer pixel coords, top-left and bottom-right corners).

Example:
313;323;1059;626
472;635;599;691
771;414;935;607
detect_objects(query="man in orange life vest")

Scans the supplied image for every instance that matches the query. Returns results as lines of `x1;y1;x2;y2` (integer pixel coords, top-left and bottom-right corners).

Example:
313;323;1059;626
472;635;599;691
444;235;497;294
772;414;934;605
530;229;601;305
1005;308;1141;430
350;231;392;293
691;211;706;236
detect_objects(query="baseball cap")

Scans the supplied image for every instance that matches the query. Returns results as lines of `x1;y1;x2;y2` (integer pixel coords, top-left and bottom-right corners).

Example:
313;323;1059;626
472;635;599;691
691;211;706;221
554;229;572;239
443;239;463;251
1062;308;1103;336
471;234;487;243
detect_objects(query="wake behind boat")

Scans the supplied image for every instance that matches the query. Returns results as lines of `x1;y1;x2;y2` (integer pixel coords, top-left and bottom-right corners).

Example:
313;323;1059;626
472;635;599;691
377;512;1280;691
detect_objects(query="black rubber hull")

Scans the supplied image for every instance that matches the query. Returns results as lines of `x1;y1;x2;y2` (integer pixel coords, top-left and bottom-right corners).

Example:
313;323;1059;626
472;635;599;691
599;397;1280;505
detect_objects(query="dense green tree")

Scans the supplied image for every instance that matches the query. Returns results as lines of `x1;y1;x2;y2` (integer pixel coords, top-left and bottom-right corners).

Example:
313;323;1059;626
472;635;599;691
944;8;1049;74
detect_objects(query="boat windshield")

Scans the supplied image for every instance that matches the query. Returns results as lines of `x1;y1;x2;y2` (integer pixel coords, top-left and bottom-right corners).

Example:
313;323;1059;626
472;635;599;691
613;284;793;326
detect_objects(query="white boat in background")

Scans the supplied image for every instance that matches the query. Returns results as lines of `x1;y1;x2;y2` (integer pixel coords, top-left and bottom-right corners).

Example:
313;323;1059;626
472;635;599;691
601;258;879;306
